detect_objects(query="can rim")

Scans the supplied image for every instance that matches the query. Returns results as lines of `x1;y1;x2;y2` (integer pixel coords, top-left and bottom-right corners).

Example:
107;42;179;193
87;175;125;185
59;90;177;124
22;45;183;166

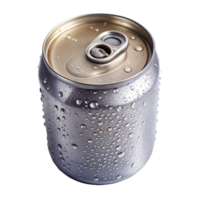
42;13;156;90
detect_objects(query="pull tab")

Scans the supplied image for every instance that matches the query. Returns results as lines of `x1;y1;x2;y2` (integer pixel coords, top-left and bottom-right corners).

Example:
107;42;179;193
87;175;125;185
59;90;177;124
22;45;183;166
90;47;109;58
86;30;128;64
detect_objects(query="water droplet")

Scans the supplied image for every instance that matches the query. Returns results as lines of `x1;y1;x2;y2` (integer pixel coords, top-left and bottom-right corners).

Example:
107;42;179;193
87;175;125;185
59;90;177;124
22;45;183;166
118;152;125;158
77;65;81;69
116;106;121;112
126;123;130;127
117;175;122;179
88;139;93;143
113;88;118;93
129;133;134;138
134;45;144;52
71;64;74;67
54;105;58;110
124;66;132;73
108;127;112;131
98;121;103;126
94;177;99;181
43;78;47;84
58;91;63;97
76;99;82;105
130;35;136;40
143;101;146;106
72;38;77;42
60;108;65;114
131;102;135;108
103;22;107;26
58;144;62;150
65;34;71;39
90;27;93;29
80;124;85;128
123;97;127;102
55;55;59;58
94;28;99;32
57;117;60;122
154;64;158;68
131;163;135;168
94;66;98;70
130;86;135;91
72;144;78;149
90;102;98;108
116;146;121;150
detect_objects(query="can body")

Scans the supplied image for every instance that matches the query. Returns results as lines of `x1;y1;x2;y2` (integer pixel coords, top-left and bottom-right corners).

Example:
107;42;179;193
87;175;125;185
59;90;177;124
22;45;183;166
38;14;159;184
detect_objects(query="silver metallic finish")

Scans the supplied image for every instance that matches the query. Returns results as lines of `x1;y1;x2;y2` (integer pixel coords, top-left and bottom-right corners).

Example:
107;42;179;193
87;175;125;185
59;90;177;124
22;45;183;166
38;13;160;185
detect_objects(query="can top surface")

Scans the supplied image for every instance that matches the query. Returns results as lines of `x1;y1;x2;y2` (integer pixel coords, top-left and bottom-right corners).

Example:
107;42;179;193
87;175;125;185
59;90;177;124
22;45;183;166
43;14;154;88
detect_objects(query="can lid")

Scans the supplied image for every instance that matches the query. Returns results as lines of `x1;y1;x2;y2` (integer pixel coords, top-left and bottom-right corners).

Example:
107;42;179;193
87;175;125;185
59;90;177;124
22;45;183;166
43;14;153;88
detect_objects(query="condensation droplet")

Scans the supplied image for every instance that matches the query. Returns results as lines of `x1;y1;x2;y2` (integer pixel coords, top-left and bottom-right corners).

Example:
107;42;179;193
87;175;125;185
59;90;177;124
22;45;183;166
117;175;122;179
90;27;93;29
57;117;60;122
54;105;58;110
94;177;99;181
72;38;77;42
116;106;121;112
98;121;103;126
108;127;112;131
131;163;135;168
80;124;86;128
94;66;98;70
94;28;99;32
118;152;125;158
126;123;130;127
77;65;81;69
123;97;127;102
60;108;65;114
72;144;78;149
43;78;47;84
124;66;132;73
88;139;93;143
129;133;134;138
131;102;135;108
58;91;63;97
58;144;62;150
134;45;144;52
76;99;82;105
130;86;135;91
130;35;136;40
90;102;98;108
113;88;118;93
116;146;121;150
65;34;71;39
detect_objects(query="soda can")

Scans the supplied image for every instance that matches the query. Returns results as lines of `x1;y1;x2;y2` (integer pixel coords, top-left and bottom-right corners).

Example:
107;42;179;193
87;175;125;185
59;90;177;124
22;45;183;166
38;14;159;184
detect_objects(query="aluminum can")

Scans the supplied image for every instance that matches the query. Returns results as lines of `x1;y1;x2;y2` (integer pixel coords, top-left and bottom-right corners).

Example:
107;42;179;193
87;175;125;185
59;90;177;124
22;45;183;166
38;14;159;185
